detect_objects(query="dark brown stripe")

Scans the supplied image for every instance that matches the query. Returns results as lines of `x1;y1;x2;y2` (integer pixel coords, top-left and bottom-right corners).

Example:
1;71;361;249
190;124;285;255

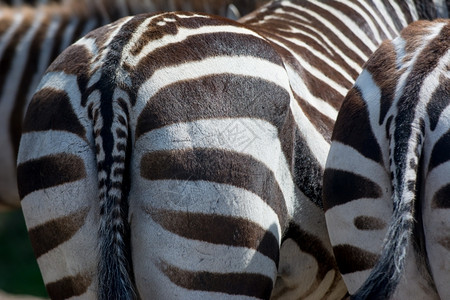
47;44;93;107
427;76;450;131
282;222;338;280
158;260;273;299
17;153;86;199
135;74;290;139
354;216;387;230
323;169;382;211
333;244;379;274
438;237;450;251
46;273;92;300
146;208;279;264
432;183;450;209
28;207;89;258
140;148;288;227
332;87;383;164
22;87;86;139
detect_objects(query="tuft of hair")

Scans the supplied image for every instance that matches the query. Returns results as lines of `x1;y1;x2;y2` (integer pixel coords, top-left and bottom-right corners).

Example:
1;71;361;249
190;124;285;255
93;28;135;299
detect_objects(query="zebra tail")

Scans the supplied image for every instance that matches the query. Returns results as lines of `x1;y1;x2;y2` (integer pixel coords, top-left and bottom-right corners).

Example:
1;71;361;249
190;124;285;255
352;119;425;299
94;85;135;299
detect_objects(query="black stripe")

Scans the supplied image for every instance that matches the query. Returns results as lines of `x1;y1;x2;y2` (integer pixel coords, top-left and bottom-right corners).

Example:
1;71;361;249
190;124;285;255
28;207;89;258
146;208;279;264
22;88;86;139
323;169;382;211
17;153;86;199
46;273;92;300
141;148;288;227
158;260;273;299
333;244;379;274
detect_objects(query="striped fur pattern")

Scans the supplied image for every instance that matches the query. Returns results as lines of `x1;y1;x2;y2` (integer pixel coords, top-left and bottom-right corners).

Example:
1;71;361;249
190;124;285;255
0;0;267;208
16;0;447;299
323;19;450;299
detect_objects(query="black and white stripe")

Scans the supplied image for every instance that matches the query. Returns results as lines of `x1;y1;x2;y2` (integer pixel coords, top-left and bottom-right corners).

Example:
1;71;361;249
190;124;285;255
16;0;448;299
323;19;450;299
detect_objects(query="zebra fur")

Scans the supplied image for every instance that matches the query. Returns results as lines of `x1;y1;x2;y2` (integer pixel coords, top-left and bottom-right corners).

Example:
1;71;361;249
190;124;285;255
0;0;267;209
324;19;450;299
17;0;448;299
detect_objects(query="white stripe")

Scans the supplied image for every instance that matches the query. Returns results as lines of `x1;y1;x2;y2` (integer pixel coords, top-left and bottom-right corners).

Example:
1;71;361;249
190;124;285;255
138;217;277;276
309;0;378;51
17;131;90;164
326;142;389;186
134;118;296;218
283;1;369;62
122;23;264;68
136;180;281;243
325;198;390;253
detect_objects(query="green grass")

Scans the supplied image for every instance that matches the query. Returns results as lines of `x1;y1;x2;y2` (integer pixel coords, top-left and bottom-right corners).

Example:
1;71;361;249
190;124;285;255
0;209;48;298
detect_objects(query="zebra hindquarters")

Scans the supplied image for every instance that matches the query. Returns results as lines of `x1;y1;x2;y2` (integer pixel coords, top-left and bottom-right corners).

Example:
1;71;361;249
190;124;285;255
17;72;100;299
128;75;291;300
124;14;296;298
323;22;450;298
322;83;393;296
129;86;288;299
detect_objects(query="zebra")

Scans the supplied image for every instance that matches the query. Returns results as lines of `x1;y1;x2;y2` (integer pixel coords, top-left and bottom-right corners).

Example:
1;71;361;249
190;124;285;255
323;19;450;299
16;0;448;299
0;0;267;209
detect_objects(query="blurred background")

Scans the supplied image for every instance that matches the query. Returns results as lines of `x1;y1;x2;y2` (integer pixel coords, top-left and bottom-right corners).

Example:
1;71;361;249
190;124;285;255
0;209;48;298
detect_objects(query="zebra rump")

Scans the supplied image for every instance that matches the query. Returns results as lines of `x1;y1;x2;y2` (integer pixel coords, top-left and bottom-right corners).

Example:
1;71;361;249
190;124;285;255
324;20;450;299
